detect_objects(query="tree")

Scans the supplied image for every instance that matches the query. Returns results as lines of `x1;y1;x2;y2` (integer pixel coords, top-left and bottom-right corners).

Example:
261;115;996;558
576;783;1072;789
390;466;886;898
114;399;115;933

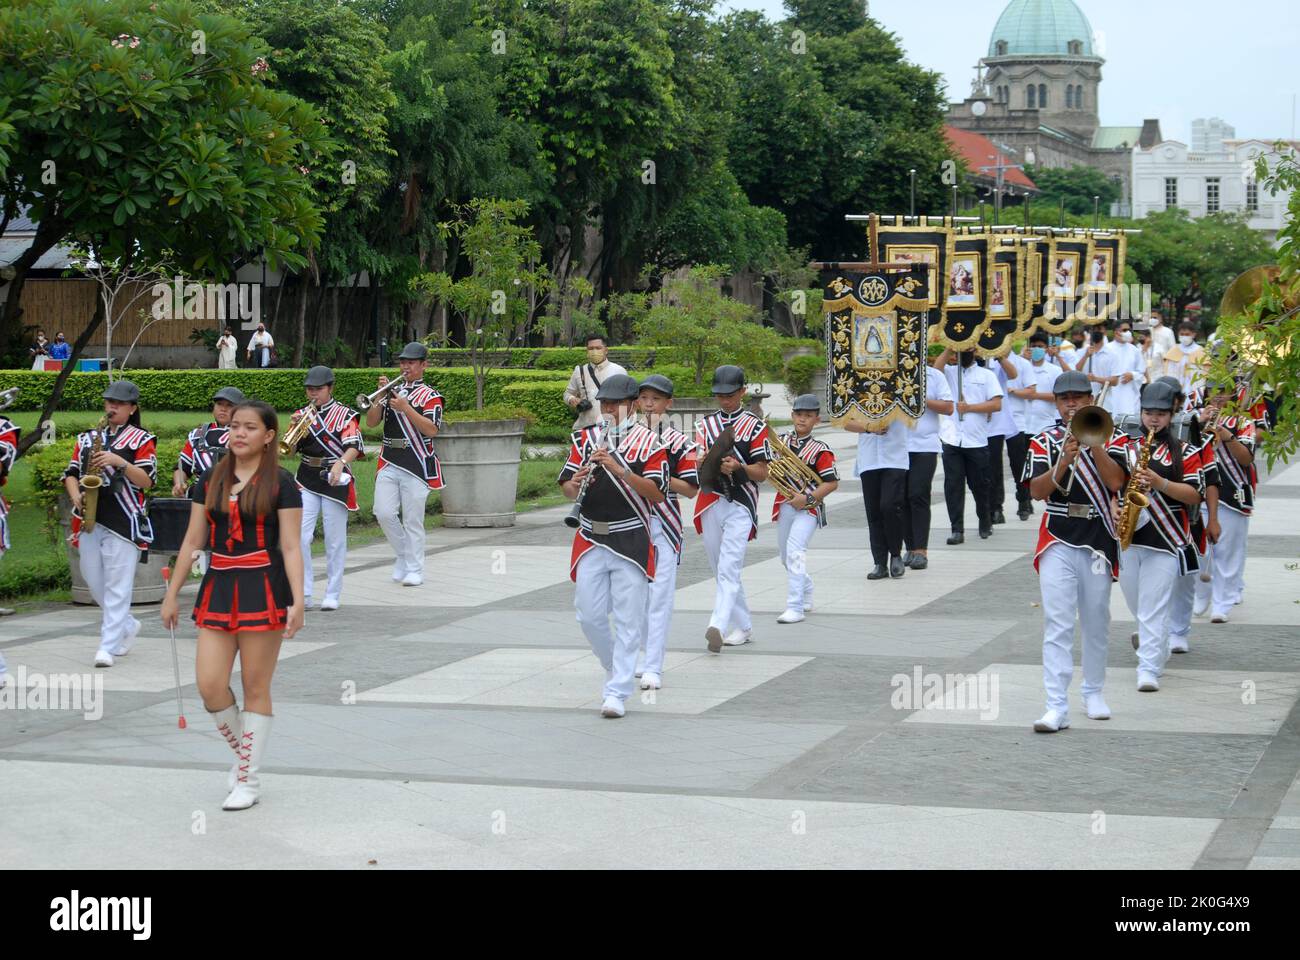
410;198;551;409
1023;164;1122;217
0;0;329;458
635;265;785;386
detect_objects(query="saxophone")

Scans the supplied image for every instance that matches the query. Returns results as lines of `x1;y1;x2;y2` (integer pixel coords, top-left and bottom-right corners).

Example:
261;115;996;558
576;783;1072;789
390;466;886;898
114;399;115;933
1117;427;1156;550
79;415;111;533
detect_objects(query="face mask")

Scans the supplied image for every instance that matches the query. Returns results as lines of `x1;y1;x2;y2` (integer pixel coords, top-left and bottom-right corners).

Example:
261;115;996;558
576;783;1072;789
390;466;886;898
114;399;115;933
1118;331;1133;343
586;347;607;365
1030;347;1046;363
1179;335;1195;347
1072;339;1085;349
959;352;976;368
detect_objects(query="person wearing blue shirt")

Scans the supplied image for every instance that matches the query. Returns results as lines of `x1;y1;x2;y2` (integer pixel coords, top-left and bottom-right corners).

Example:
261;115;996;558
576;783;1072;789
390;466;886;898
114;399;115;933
48;332;72;361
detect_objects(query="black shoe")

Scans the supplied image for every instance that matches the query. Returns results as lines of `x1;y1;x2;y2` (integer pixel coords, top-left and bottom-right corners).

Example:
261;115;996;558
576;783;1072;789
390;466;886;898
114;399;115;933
889;556;906;578
979;528;993;539
946;532;964;545
867;565;888;580
1017;506;1032;521
910;554;929;570
992;509;1006;525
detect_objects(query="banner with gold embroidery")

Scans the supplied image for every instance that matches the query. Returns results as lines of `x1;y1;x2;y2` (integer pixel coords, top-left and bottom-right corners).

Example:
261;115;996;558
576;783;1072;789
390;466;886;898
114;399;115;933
1075;231;1128;324
823;269;930;430
1038;234;1096;335
976;238;1028;358
938;231;994;349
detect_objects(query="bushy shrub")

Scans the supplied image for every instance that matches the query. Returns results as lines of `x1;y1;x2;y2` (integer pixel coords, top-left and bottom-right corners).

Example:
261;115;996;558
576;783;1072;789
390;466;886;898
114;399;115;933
783;354;825;398
29;437;185;512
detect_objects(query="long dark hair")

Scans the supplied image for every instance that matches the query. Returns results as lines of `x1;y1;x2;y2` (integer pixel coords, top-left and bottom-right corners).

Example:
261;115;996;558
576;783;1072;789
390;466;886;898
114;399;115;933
204;400;281;516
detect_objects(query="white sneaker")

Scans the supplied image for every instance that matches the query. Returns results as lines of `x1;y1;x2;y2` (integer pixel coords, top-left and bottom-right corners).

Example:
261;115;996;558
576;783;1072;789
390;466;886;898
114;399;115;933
600;696;625;718
401;572;423;587
722;628;753;646
1210;611;1228;624
1137;672;1160;692
1130;631;1139;651
1169;636;1189;654
803;589;814;612
391;568;408;583
303;597;320;611
1083;695;1111;720
94;650;114;668
319;598;339;611
1193;597;1210;617
1033;709;1069;733
111;618;141;657
776;609;805;624
640;672;661;690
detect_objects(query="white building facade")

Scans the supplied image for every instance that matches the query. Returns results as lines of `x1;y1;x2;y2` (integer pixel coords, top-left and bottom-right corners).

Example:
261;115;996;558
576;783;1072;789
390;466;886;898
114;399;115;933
1132;138;1297;240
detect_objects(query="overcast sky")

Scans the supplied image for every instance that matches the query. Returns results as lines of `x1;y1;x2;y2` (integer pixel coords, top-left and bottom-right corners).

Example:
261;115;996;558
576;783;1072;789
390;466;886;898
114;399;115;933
723;0;1298;143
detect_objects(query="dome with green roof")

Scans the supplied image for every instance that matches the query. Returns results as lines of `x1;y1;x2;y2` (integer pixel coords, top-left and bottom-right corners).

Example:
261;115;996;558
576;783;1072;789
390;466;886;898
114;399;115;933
987;0;1097;58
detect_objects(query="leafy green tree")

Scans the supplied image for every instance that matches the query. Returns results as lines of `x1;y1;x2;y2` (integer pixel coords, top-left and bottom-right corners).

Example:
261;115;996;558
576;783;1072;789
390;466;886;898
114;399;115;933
1023;164;1122;217
0;0;328;456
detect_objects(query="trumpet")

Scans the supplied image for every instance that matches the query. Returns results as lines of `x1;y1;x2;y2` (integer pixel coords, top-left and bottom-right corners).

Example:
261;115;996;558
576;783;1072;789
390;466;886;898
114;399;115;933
356;378;405;411
279;405;318;456
1061;404;1114;496
0;386;18;411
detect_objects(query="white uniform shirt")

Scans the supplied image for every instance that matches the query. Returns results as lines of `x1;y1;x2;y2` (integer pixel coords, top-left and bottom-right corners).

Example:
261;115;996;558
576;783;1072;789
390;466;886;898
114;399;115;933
1024;360;1063;435
1103;340;1145;417
908;366;954;454
1149;321;1175;359
1074;340;1114;399
854;419;910;473
990;354;1032;437
940;364;1004;448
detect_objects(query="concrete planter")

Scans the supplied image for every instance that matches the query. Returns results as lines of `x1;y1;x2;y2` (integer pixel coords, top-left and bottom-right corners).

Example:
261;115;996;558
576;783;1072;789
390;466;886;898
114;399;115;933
658;398;715;437
435;419;528;528
57;496;168;605
809;370;830;423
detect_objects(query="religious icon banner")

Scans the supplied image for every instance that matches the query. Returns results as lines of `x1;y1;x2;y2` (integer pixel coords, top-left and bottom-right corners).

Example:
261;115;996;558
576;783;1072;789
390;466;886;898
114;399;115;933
976;238;1027;358
823;269;930;430
1038;234;1096;335
1075;231;1128;323
937;231;994;349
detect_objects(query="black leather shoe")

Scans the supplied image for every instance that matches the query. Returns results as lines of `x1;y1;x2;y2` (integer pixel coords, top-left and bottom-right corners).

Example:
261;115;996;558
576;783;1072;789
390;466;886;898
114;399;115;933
946;532;964;545
889;556;906;578
979;528;993;539
992;509;1006;525
1017;506;1032;521
867;565;888;580
909;555;929;570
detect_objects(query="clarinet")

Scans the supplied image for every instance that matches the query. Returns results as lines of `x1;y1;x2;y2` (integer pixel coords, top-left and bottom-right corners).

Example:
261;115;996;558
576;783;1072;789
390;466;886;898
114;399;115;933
564;417;612;529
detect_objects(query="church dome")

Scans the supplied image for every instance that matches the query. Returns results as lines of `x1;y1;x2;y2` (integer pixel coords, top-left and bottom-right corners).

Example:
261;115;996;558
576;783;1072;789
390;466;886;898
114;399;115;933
988;0;1096;57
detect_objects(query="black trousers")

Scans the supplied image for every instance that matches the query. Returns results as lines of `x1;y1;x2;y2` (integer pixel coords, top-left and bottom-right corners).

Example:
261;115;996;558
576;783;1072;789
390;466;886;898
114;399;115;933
860;469;907;565
902;451;938;552
941;443;992;533
987;433;1031;510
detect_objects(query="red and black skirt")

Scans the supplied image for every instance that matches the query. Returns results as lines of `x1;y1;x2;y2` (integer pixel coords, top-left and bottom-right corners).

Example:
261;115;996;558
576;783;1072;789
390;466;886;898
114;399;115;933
192;549;294;633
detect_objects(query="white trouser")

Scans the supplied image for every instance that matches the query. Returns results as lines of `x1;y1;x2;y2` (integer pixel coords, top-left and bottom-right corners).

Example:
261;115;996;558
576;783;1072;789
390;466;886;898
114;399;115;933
776;503;817;613
79;527;141;655
699;499;753;635
373;467;430;578
1168;570;1197;642
301;490;349;602
640;518;678;678
575;545;648;702
1211;508;1249;616
1038;542;1111;714
1120;545;1181;677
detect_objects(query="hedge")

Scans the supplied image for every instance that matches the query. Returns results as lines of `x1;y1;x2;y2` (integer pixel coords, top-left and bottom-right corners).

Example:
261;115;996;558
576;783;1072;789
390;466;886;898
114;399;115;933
29;437;187;512
0;367;570;413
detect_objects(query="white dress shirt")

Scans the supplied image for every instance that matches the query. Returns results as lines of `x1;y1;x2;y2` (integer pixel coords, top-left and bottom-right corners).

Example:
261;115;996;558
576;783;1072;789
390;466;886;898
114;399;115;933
908;366;954;454
1103;340;1145;417
1024;360;1063;435
1075;340;1114;399
940;363;1004;448
989;354;1031;437
854;419;910;473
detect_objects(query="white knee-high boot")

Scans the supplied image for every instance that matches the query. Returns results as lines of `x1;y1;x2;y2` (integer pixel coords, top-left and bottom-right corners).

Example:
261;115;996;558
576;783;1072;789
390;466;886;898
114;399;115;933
222;711;273;811
209;695;242;791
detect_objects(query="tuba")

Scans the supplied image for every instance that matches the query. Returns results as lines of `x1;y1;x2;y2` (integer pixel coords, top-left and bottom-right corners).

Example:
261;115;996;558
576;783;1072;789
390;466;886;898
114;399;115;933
1117;427;1155;550
766;427;827;525
79;415;111;533
279;405;318;457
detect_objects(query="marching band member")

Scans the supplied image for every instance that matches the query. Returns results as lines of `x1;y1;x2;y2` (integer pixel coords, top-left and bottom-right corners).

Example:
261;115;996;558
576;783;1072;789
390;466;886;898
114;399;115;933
1024;370;1129;732
366;341;444;587
0;411;18;677
1162;377;1217;656
694;365;771;652
62;381;157;668
558;374;667;717
1198;383;1256;624
935;348;1003;543
845;407;908;580
902;361;954;569
773;394;838;621
635;374;699;690
294;366;363;611
171;386;245;496
161;400;304;810
1117;381;1203;692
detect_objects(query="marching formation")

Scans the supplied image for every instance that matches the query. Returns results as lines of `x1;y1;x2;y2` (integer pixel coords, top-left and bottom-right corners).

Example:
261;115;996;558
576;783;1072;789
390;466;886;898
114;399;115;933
0;323;1271;812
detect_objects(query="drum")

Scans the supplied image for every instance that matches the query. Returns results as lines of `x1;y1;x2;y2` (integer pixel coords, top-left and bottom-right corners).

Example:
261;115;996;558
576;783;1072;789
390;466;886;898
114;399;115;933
147;497;193;553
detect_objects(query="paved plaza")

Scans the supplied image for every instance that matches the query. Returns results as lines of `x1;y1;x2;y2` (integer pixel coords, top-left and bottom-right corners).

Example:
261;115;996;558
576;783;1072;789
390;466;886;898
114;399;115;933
3;409;1299;869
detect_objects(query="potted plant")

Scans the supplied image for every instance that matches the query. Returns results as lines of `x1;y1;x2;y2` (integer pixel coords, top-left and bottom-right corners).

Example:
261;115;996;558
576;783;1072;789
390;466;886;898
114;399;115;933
410;198;550;527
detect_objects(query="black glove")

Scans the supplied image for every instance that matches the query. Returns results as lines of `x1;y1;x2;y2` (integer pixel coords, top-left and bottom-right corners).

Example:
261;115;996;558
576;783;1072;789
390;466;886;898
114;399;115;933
576;399;593;414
